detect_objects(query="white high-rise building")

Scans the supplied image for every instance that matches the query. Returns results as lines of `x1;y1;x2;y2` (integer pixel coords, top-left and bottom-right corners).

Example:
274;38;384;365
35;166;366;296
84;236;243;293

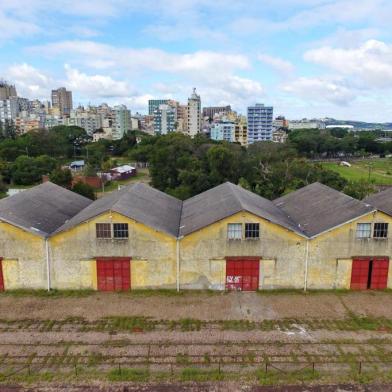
113;105;131;140
187;88;201;137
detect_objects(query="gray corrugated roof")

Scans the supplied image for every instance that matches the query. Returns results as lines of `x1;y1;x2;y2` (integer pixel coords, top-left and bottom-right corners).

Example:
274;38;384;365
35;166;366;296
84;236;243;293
364;188;392;216
274;182;375;238
179;182;306;237
55;183;182;237
0;182;93;237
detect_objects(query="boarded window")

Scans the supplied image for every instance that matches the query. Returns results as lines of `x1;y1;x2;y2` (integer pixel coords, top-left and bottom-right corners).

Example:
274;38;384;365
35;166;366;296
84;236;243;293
356;223;371;238
374;223;388;238
113;223;129;239
96;223;111;239
245;223;260;239
227;223;242;240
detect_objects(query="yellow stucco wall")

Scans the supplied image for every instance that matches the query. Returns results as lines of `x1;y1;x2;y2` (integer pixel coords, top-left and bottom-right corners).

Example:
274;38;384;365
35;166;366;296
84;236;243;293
1;206;392;291
180;211;307;290
307;211;392;289
49;211;177;290
0;222;47;289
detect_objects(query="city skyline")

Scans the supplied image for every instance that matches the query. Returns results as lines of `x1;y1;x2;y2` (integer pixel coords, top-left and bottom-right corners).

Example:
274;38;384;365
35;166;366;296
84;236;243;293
1;1;392;121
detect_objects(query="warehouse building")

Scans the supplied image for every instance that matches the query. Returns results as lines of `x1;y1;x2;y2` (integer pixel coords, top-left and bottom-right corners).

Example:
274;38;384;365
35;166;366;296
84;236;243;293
0;181;391;292
0;182;92;290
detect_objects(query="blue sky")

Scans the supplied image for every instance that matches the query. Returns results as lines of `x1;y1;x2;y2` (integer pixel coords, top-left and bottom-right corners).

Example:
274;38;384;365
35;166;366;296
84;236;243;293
1;0;392;121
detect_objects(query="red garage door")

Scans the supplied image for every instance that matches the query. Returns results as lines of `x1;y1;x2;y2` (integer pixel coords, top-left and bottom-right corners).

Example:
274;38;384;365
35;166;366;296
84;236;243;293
0;259;3;292
96;258;131;291
351;257;389;290
370;257;389;290
351;258;370;290
226;258;260;291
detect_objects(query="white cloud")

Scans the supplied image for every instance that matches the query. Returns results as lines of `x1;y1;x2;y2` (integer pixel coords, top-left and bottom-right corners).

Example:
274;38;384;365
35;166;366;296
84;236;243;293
258;54;294;74
30;41;251;75
304;40;392;89
282;77;355;105
63;65;133;98
6;63;52;99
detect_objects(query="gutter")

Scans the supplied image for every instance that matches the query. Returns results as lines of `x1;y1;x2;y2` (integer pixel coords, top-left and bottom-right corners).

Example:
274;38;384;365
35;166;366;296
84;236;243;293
304;239;310;292
45;238;51;292
176;237;183;292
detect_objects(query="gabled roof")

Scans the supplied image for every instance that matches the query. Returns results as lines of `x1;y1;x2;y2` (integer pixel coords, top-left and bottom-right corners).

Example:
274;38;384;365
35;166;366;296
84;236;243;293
55;183;182;237
179;182;305;237
274;182;375;238
364;188;392;216
0;182;92;237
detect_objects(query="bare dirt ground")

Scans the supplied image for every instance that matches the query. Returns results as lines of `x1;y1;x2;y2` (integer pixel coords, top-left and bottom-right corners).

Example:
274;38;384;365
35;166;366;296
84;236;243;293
1;291;392;389
1;291;392;321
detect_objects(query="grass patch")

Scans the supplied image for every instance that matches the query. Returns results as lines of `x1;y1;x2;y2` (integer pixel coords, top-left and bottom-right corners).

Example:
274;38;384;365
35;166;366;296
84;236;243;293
257;368;320;386
322;159;392;185
107;367;149;382
0;289;95;298
103;316;156;332
180;367;223;382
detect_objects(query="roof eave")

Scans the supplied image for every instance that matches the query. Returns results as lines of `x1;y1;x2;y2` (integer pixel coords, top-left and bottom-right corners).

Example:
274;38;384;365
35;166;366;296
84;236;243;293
308;209;377;239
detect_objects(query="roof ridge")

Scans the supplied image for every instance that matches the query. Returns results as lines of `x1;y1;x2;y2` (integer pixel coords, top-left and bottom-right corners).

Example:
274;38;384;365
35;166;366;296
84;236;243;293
226;182;245;211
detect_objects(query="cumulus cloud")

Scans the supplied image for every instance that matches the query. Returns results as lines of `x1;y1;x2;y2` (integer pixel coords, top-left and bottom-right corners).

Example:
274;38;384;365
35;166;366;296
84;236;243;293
304;40;392;89
258;54;295;74
27;40;264;109
64;65;133;98
282;77;355;105
30;41;251;75
5;63;52;99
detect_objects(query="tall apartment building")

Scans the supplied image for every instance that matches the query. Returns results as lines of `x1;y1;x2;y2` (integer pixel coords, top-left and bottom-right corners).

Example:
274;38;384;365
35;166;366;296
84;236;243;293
51;87;73;116
234;117;248;146
67;112;102;135
203;106;231;120
153;103;177;135
187;88;201;137
0;81;17;100
112;105;131;140
148;99;169;116
0;97;30;123
247;103;273;144
210;121;235;142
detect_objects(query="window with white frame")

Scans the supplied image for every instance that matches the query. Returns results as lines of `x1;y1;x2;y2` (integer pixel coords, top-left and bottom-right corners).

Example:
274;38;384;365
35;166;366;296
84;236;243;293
96;223;111;239
227;223;242;240
356;223;371;238
113;223;129;239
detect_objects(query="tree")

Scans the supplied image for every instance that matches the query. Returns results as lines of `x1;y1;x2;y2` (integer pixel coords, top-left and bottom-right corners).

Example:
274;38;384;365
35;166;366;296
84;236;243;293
343;180;376;200
49;168;73;189
11;156;41;185
72;182;96;200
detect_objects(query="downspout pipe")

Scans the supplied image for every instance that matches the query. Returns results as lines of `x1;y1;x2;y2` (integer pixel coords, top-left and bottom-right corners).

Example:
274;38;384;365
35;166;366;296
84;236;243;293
45;238;51;292
304;239;310;292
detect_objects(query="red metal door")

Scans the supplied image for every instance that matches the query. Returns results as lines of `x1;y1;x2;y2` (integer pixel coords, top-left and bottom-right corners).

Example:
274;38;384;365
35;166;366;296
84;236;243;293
370;257;389;290
97;258;131;291
351;258;370;290
226;258;259;291
0;259;4;291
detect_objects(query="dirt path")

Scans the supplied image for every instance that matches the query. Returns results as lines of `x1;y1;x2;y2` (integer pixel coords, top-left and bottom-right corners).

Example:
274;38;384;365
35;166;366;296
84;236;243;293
1;291;392;321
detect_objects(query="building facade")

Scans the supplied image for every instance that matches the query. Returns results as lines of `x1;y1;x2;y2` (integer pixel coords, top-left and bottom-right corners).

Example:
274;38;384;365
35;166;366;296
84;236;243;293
187;88;201;137
153;103;177;135
0;81;17;100
203;106;231;120
51;87;73;116
210;121;235;142
247;104;273;144
1;182;392;292
112;105;131;140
